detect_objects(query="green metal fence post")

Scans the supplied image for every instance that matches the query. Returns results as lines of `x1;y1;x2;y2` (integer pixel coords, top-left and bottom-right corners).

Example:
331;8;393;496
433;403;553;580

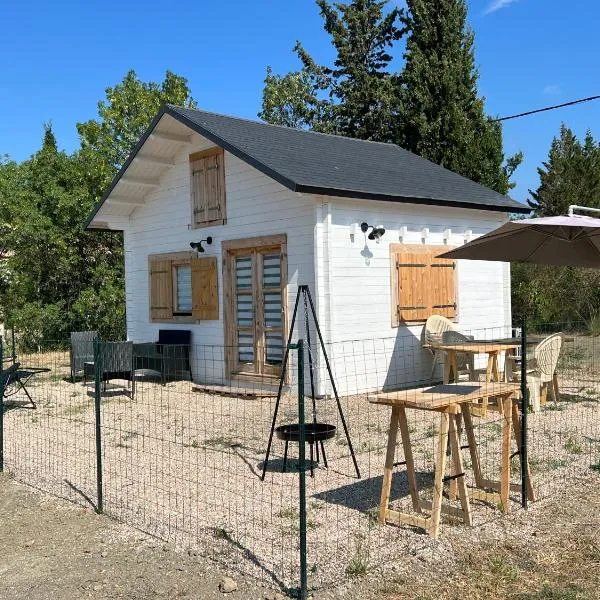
520;318;529;509
296;339;308;600
93;338;104;514
0;336;4;472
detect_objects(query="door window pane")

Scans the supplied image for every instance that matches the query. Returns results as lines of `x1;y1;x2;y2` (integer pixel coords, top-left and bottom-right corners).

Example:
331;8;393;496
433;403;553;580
265;333;283;365
235;256;253;290
262;254;281;287
264;293;282;328
238;333;255;364
236;295;253;327
175;265;192;313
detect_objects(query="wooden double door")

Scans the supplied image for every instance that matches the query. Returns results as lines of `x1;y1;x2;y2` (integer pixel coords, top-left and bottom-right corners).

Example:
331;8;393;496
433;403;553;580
224;235;287;380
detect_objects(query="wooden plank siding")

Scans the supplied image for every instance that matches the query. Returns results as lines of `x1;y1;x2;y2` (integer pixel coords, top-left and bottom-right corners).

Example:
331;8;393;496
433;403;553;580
122;132;315;384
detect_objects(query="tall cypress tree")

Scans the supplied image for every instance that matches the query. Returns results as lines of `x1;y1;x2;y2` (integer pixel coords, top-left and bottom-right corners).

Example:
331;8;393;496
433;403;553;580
260;0;403;141
529;125;600;216
398;0;520;193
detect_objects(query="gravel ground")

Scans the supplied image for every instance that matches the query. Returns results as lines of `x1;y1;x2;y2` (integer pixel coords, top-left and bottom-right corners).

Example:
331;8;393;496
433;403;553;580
2;338;600;595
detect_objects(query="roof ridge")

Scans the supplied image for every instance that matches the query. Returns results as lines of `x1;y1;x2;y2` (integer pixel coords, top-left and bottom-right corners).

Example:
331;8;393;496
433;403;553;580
166;104;399;148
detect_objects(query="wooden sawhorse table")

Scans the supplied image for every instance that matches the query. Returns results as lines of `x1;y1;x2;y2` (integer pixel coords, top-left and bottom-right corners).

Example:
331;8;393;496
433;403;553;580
370;382;534;538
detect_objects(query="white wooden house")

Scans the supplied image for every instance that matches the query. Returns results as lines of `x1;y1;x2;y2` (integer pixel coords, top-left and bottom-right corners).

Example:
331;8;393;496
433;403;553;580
85;105;528;394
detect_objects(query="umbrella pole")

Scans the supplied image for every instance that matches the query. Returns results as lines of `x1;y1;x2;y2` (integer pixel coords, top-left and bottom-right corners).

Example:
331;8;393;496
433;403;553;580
520;317;528;509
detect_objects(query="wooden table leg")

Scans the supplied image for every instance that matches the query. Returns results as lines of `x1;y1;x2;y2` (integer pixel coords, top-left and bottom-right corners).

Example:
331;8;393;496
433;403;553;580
429;412;450;538
500;394;513;513
444;351;457;384
511;400;536;502
449;414;472;526
448;411;461;501
398;406;420;512
462;405;484;489
552;372;560;402
379;406;400;525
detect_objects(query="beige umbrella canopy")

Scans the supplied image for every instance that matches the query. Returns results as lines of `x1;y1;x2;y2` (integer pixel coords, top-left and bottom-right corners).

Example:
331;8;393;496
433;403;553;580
438;210;600;268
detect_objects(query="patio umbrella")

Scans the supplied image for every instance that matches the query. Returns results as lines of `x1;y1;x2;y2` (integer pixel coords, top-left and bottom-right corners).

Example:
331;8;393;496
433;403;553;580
437;212;600;268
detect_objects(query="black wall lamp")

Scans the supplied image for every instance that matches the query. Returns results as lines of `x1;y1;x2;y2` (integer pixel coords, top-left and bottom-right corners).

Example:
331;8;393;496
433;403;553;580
361;222;386;242
190;237;213;253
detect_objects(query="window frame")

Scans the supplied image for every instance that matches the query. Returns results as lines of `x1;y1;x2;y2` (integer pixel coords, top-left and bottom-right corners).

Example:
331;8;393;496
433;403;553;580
222;234;288;382
189;147;227;229
390;243;458;327
148;250;218;324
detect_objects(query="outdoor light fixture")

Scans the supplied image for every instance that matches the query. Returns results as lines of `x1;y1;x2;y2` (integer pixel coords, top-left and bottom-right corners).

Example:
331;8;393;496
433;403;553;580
421;227;429;240
398;225;408;241
190;237;213;253
443;228;452;243
360;222;386;243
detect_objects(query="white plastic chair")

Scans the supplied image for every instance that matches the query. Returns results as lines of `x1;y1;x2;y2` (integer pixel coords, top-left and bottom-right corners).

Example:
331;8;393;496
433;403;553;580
527;333;562;412
421;316;473;382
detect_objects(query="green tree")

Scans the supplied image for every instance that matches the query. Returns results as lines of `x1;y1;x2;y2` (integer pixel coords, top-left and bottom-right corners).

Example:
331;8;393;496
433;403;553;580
260;0;403;141
397;0;520;193
512;126;600;329
528;125;600;216
77;69;196;196
0;70;197;346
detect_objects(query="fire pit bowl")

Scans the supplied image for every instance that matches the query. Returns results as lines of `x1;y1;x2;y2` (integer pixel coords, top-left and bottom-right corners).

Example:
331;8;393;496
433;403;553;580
275;422;336;443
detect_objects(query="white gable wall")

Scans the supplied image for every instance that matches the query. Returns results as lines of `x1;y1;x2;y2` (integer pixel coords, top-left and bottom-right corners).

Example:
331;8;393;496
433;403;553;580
313;196;511;395
123;131;316;382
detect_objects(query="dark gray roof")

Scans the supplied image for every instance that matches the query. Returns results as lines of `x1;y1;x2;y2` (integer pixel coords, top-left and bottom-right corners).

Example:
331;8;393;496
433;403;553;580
85;104;529;227
169;105;528;213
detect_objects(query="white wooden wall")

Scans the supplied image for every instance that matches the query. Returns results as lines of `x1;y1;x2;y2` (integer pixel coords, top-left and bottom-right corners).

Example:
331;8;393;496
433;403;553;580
312;197;512;395
122;132;316;383
100;129;513;393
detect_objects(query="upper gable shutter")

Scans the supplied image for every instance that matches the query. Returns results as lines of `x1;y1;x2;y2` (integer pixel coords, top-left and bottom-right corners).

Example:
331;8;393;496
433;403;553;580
149;256;173;321
191;256;219;320
190;149;225;227
191;158;207;224
205;153;225;223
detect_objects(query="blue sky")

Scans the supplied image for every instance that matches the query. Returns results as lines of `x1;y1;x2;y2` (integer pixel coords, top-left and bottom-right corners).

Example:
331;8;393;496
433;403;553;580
1;0;598;205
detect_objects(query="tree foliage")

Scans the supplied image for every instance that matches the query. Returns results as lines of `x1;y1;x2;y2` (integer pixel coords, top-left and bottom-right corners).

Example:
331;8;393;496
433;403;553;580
260;0;403;141
260;0;521;193
0;71;195;346
398;0;521;194
528;125;600;216
512;126;600;329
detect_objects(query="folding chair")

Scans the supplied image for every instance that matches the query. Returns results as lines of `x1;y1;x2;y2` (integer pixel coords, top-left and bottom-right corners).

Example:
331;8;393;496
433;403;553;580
1;362;50;409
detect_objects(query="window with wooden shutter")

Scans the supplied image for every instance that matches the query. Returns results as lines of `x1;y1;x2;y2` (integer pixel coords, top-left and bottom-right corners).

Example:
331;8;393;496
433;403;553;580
390;244;457;326
148;251;219;322
189;148;226;228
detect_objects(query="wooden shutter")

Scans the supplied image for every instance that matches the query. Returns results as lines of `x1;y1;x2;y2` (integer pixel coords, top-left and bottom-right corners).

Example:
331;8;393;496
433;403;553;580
149;257;173;322
430;254;456;319
191;256;219;320
396;248;431;322
393;245;456;324
190;148;226;228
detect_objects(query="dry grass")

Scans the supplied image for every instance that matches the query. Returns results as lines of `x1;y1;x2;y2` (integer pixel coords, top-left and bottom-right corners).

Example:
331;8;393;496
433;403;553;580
380;482;600;600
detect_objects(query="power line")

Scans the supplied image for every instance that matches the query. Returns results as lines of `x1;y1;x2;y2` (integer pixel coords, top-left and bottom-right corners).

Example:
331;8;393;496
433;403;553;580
494;95;600;122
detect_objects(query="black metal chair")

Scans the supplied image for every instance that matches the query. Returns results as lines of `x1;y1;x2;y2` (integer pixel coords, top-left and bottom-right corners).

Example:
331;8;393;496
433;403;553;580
70;331;98;383
1;361;51;409
98;341;135;397
133;330;191;383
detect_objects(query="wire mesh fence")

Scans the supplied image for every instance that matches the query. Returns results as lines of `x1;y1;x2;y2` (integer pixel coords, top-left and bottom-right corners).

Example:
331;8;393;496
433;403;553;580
0;322;599;595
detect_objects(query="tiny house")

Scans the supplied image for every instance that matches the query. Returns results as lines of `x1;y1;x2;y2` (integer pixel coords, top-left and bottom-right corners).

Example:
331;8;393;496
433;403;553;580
85;105;528;394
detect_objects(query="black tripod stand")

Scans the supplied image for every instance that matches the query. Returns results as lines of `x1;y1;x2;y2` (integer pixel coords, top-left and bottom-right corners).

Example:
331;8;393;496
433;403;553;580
261;285;361;480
